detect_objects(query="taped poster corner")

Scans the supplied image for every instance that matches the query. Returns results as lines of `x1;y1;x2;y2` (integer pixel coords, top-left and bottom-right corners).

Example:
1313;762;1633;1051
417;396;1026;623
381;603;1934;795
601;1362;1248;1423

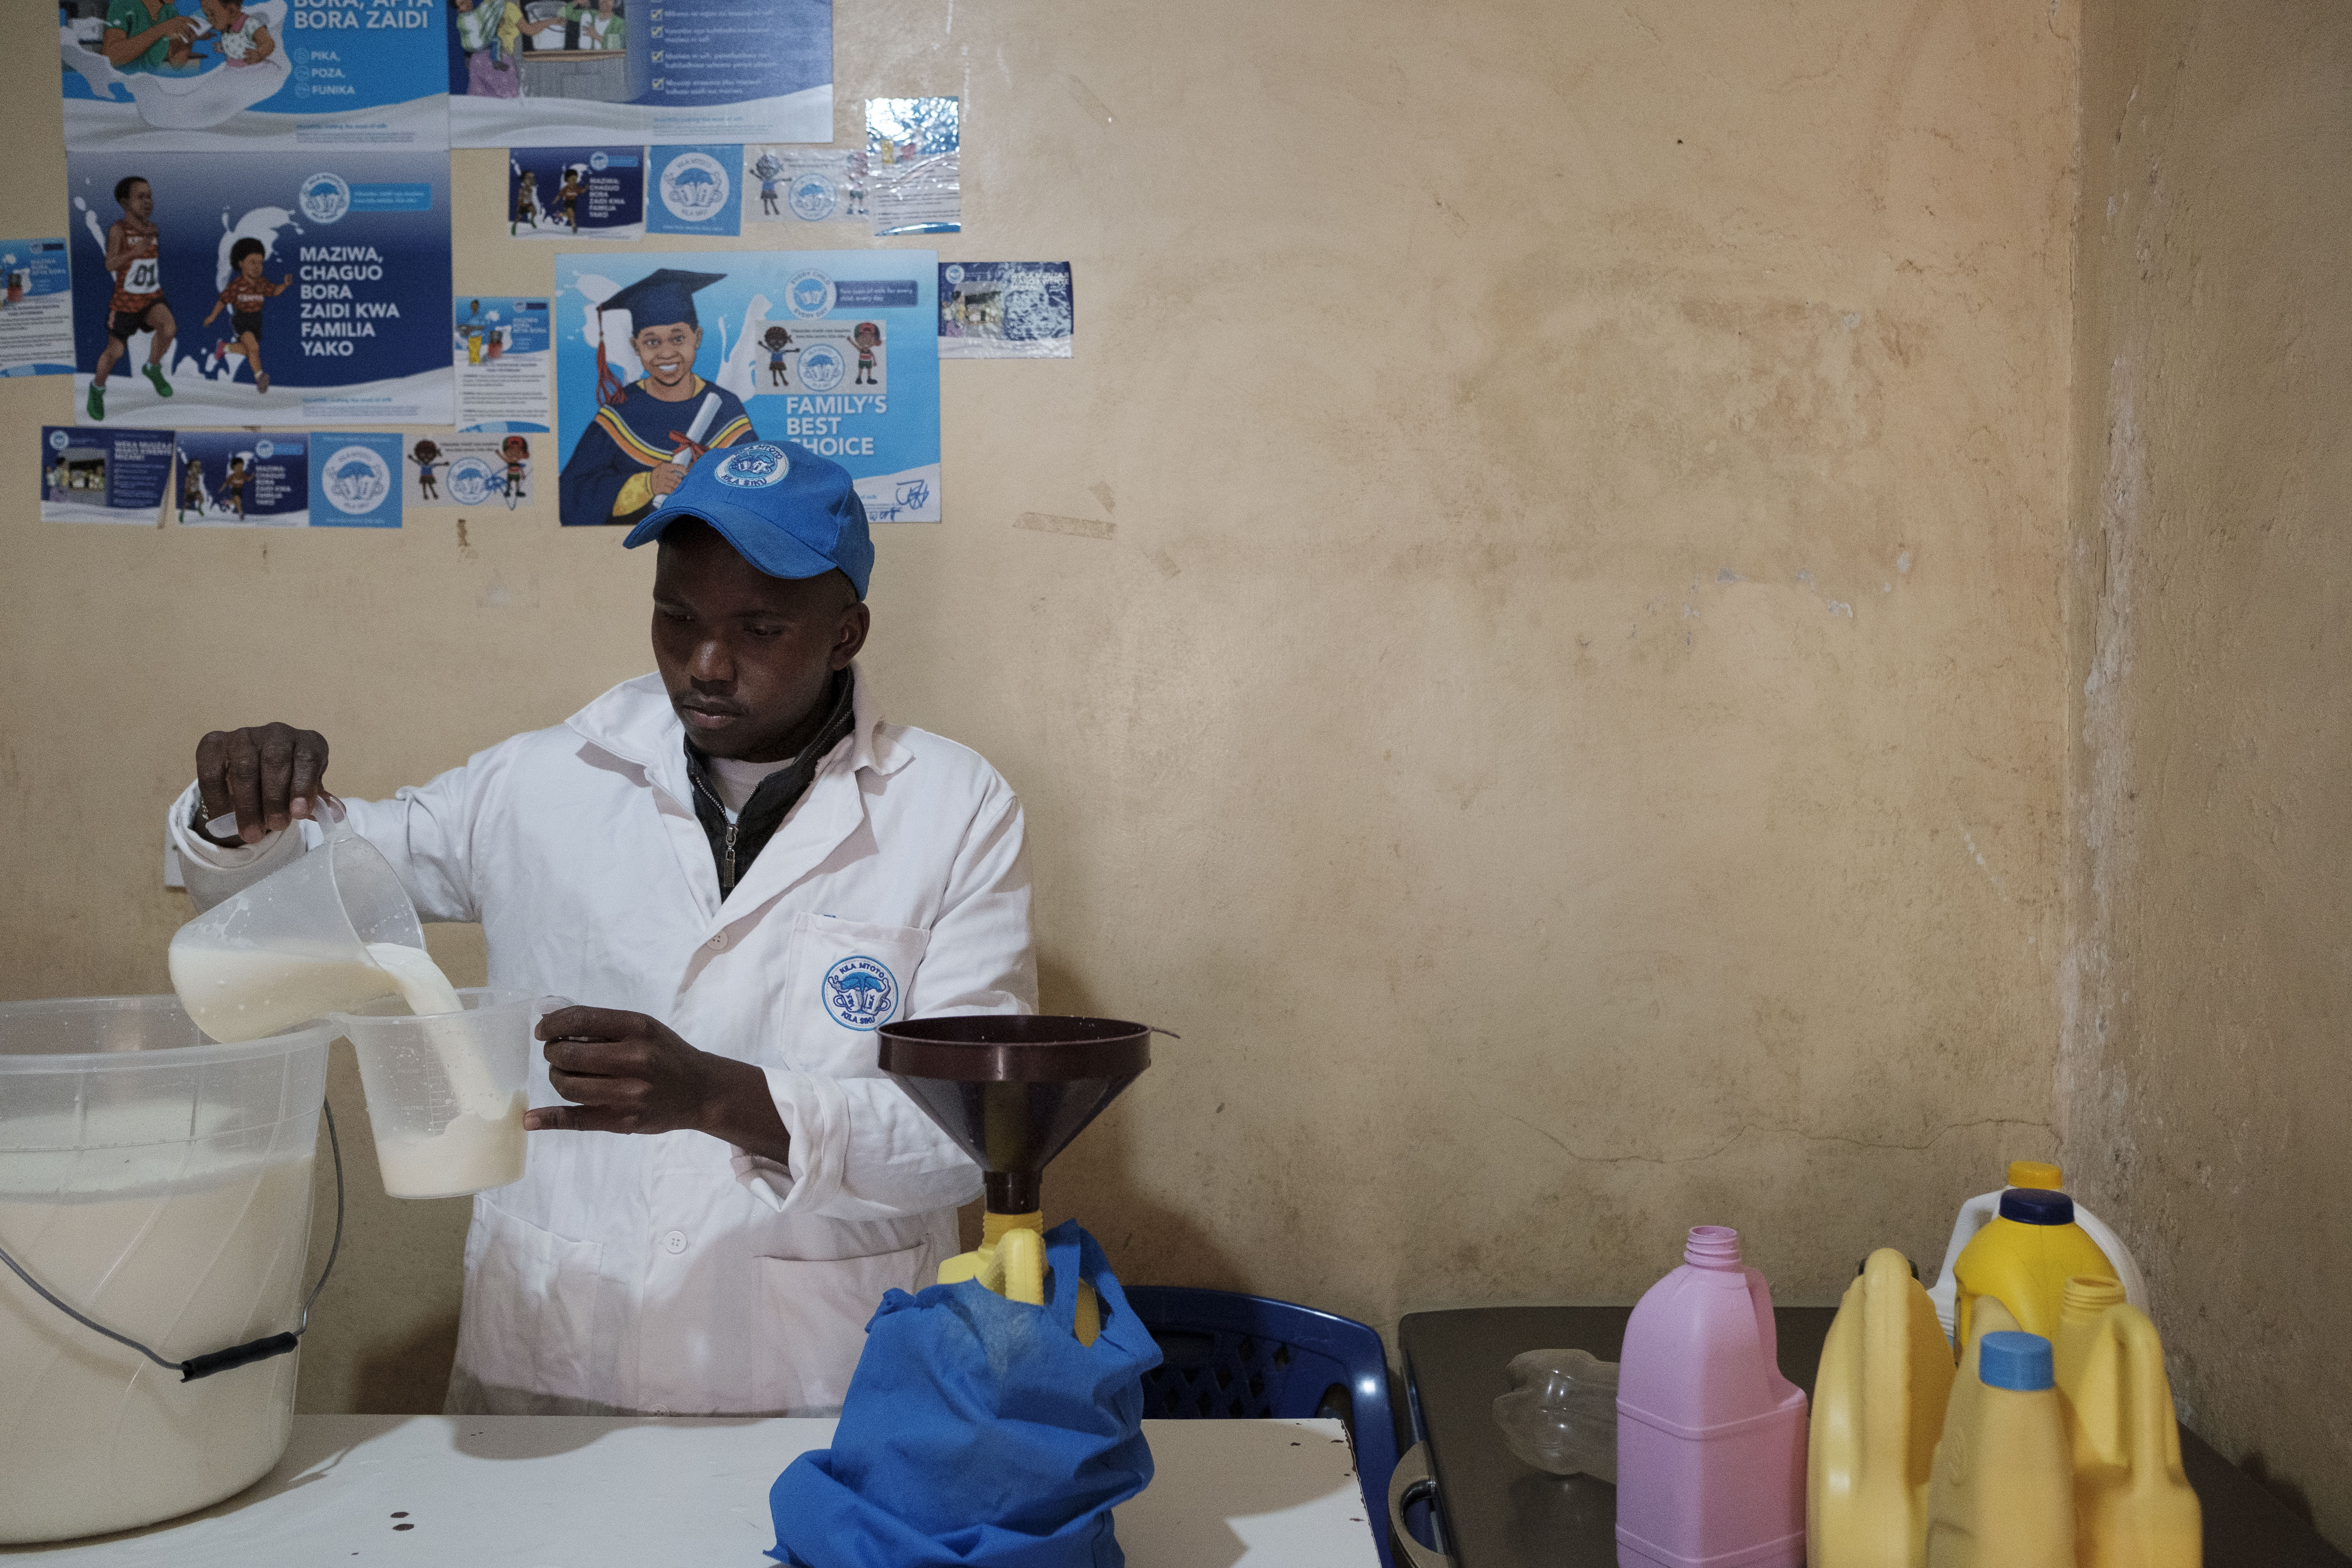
41;424;171;524
938;263;1071;360
866;97;960;237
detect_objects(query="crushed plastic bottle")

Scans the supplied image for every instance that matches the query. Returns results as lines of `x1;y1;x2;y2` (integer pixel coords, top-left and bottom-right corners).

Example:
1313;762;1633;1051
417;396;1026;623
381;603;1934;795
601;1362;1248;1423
1493;1348;1619;1481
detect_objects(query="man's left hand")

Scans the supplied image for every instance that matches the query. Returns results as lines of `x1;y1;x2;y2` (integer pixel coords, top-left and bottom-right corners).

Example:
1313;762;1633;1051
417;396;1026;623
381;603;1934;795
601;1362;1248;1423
530;1005;789;1163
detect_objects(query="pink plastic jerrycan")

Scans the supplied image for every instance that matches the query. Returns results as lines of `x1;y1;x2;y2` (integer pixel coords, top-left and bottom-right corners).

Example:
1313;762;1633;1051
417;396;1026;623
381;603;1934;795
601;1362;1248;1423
1617;1226;1810;1568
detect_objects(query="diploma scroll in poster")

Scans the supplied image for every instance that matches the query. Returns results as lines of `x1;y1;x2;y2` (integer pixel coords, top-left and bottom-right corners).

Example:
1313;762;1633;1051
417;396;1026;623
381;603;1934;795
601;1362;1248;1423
68;149;453;428
61;0;451;152
554;249;940;526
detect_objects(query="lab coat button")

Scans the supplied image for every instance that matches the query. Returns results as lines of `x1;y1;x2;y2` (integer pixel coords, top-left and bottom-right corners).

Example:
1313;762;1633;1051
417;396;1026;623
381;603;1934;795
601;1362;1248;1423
707;932;727;951
662;1229;688;1254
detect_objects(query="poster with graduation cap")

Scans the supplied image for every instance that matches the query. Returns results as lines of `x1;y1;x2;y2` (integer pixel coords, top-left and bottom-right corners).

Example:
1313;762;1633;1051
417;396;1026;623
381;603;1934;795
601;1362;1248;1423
554;250;940;527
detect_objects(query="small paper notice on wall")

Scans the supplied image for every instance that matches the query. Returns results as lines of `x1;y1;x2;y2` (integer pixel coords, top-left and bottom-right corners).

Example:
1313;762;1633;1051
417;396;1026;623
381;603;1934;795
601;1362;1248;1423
510;147;646;241
1;242;75;377
938;263;1073;359
745;148;869;227
455;297;553;433
175;431;404;528
648;145;746;237
41;424;170;524
866;98;960;236
407;434;538;511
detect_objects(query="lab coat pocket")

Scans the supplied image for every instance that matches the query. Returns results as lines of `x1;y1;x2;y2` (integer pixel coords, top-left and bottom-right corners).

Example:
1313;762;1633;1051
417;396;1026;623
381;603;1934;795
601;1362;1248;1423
781;913;931;1074
457;1201;607;1401
755;1241;934;1412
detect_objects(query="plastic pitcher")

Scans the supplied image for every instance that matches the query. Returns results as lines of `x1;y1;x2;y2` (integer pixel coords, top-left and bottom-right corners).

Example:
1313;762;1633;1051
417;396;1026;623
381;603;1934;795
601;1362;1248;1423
1952;1188;2117;1347
1617;1226;1808;1568
0;996;330;1544
1926;1311;2074;1568
1927;1160;2145;1339
168;820;426;1045
1808;1248;1955;1568
331;989;533;1200
2053;1277;2202;1568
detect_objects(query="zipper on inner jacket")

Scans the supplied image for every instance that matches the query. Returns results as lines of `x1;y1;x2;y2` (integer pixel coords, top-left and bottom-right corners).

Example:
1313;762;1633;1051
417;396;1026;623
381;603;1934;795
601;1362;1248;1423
689;765;740;897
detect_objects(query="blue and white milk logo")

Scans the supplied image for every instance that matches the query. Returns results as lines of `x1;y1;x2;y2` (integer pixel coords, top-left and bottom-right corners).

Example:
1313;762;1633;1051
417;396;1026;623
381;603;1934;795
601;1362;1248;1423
298;172;352;225
785;268;835;319
944;263;965;285
659;152;731;224
788;173;837;221
321;444;390;515
47;429;67;452
255;438;276;459
447;456;499;506
589;150;610;172
823;956;897;1030
714;442;791;489
797;342;846;391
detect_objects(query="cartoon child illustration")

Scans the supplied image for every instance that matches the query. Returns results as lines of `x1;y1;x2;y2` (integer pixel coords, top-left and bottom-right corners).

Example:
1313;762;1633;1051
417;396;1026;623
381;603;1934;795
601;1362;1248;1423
755;152;782;217
221;455;250;521
513;169;540;233
198;0;276;65
558;268;756;528
201;236;291;396
844;163;867;217
88;174;175;422
454;0;560;99
178;455;204;521
410;439;444;502
557;167;583;232
762;324;796;387
851;321;882;385
500;436;531;509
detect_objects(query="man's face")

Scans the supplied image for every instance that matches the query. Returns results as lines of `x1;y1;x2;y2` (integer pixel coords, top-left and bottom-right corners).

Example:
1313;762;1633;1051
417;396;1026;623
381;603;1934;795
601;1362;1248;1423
121;182;154;222
632;322;700;389
651;520;869;763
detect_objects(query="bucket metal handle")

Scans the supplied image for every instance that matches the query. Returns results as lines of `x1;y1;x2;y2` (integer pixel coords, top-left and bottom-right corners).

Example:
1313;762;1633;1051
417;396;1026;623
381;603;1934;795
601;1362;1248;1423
0;1103;348;1382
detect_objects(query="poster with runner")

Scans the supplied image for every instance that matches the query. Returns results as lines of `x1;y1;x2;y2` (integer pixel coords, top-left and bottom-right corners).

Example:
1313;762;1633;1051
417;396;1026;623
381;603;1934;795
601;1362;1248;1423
174;429;309;524
553;248;940;527
41;424;174;524
68;148;453;427
449;0;831;150
0;242;78;377
506;146;644;240
61;0;449;152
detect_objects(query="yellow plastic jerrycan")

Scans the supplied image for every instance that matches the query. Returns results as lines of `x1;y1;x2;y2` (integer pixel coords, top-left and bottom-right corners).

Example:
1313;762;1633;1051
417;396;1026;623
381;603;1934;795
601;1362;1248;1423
2054;1277;2202;1568
1952;1187;2117;1346
1808;1248;1956;1568
936;1212;1103;1345
1926;1298;2074;1568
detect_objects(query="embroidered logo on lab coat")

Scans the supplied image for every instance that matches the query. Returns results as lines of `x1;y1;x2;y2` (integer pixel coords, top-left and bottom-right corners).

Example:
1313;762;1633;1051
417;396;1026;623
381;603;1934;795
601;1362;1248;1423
823;955;897;1029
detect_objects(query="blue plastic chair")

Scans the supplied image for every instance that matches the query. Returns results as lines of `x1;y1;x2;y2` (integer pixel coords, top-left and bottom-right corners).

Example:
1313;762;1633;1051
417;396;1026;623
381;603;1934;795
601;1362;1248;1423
1124;1286;1404;1568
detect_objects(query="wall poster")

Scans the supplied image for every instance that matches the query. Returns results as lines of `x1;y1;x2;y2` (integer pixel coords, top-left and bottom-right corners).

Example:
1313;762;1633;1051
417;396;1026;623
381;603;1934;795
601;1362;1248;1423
175;428;404;526
68;148;453;426
507;146;644;239
0;241;78;377
454;294;551;431
61;0;450;151
450;0;832;150
41;424;173;524
553;248;940;527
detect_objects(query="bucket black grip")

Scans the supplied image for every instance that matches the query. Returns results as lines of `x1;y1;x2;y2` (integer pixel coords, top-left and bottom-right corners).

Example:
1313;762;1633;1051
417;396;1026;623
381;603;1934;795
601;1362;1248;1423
180;1332;300;1382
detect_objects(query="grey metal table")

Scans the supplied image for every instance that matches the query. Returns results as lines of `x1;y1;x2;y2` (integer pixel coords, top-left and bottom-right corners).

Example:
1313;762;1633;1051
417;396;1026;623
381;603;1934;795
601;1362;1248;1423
1397;1305;2348;1568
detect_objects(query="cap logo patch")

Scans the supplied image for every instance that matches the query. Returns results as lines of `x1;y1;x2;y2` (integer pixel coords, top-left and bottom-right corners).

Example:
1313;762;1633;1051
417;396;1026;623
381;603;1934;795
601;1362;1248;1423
713;443;791;489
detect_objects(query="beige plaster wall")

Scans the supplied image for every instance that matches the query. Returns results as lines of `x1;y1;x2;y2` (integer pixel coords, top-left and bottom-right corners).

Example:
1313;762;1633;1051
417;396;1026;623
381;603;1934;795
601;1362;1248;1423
2066;0;2352;1544
0;0;2079;1414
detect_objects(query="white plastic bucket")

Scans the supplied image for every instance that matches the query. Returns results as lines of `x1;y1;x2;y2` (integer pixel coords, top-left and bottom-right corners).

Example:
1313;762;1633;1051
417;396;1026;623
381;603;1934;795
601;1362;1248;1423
0;996;331;1544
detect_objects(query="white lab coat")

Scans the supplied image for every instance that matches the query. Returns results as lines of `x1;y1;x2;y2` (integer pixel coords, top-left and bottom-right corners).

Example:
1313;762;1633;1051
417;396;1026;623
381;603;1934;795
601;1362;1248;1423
167;668;1032;1415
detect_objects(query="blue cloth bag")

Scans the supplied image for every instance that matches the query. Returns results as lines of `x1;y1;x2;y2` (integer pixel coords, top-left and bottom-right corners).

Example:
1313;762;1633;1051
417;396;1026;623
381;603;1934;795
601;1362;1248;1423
768;1221;1161;1568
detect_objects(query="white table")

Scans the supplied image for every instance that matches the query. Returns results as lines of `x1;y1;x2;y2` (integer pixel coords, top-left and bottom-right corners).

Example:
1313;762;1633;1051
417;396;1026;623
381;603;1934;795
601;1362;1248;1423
4;1416;1384;1567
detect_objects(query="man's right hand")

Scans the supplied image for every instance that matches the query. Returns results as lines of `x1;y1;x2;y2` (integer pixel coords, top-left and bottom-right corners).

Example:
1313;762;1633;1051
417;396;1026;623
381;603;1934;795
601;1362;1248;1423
195;724;330;846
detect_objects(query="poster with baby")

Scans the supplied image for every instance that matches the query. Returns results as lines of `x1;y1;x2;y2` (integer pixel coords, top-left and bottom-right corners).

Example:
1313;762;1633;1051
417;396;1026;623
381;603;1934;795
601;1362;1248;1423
60;0;450;152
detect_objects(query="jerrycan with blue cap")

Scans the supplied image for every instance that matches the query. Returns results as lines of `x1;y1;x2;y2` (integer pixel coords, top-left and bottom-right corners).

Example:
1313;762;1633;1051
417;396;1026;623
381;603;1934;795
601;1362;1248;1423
1926;1315;2074;1568
1951;1188;2117;1347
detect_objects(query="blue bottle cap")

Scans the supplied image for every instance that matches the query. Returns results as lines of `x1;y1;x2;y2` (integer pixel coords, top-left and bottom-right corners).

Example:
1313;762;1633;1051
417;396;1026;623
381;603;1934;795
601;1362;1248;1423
1979;1331;2055;1391
1999;1187;2075;1226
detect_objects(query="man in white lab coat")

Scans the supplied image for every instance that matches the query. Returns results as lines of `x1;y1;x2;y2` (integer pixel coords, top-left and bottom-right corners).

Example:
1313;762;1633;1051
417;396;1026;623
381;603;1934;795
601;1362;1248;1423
167;439;1032;1416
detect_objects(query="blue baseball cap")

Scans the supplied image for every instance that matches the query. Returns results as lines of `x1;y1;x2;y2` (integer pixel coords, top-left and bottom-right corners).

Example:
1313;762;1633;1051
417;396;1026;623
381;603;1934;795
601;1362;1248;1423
623;440;874;598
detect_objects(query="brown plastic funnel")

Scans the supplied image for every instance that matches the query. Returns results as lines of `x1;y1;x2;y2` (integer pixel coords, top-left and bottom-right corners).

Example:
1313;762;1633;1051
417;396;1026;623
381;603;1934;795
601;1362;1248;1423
878;1015;1151;1215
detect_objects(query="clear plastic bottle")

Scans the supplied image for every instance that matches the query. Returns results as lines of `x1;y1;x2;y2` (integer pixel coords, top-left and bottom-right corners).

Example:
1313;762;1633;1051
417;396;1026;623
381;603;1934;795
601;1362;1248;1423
1494;1348;1619;1481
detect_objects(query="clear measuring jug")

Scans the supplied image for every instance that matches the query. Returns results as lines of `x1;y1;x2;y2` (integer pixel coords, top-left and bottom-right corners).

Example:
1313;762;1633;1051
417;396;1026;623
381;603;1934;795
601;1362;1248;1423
168;805;428;1044
332;989;535;1200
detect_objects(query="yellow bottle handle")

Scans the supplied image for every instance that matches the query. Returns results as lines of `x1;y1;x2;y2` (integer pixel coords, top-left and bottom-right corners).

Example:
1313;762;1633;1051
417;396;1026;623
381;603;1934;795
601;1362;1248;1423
936;1212;1103;1346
